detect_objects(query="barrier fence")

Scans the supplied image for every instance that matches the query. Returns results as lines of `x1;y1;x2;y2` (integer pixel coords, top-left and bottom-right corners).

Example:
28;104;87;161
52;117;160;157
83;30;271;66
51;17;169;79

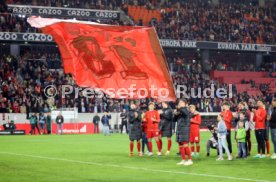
0;112;220;135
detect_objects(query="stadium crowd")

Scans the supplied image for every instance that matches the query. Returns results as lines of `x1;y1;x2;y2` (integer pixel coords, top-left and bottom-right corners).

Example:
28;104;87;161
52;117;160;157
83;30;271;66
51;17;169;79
0;0;275;44
6;0;122;10
155;1;275;44
0;51;274;114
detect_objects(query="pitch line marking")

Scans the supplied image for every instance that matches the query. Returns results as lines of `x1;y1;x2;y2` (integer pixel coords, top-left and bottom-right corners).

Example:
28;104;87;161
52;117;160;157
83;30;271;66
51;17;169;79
0;152;273;182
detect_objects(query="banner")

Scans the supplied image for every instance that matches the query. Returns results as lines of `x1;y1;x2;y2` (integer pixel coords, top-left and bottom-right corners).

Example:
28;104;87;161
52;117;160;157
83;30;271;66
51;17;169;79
2;32;275;52
0;32;53;42
216;42;272;52
160;39;197;48
1;123;95;135
28;17;176;101
160;39;275;52
0;130;25;135
52;123;94;134
8;4;120;20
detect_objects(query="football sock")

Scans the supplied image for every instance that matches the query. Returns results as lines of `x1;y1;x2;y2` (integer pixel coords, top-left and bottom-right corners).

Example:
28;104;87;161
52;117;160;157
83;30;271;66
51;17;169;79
130;142;134;153
156;140;162;152
266;140;270;154
159;139;163;150
196;145;200;153
168;139;172;151
191;145;195;153
179;146;186;160
185;147;192;160
148;142;153;152
137;141;141;153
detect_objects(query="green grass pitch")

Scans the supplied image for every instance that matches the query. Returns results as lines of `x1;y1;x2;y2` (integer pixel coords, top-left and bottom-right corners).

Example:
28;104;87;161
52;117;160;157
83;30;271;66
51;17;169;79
0;132;275;182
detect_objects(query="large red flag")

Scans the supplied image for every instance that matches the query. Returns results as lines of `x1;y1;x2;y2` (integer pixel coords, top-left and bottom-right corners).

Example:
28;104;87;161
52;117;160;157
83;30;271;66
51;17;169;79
28;17;175;101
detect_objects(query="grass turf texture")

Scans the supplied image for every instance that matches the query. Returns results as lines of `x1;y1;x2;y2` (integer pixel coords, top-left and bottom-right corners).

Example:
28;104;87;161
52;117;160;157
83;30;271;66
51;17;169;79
0;132;275;182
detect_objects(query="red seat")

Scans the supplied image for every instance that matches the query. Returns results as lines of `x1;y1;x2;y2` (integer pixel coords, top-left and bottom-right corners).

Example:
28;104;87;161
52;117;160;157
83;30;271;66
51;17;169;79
211;71;276;95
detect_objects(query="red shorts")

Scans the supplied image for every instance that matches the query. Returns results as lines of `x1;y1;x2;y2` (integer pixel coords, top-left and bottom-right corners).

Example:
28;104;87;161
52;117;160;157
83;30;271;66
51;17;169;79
147;131;159;138
190;130;200;143
159;130;162;136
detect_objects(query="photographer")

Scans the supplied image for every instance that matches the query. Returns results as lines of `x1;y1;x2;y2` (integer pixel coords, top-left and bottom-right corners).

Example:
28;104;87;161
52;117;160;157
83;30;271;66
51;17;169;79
206;125;219;157
3;120;16;131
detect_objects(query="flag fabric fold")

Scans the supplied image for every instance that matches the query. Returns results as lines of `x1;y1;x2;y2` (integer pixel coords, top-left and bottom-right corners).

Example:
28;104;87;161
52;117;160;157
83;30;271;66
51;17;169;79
28;16;176;101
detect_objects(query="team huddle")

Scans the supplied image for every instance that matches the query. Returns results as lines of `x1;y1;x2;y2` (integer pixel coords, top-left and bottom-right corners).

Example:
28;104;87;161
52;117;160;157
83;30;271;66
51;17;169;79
127;99;201;166
126;99;276;166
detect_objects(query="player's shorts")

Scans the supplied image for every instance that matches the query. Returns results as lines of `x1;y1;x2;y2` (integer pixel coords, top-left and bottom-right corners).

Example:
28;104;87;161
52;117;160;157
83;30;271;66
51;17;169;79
190;130;200;143
159;130;162;136
147;131;159;139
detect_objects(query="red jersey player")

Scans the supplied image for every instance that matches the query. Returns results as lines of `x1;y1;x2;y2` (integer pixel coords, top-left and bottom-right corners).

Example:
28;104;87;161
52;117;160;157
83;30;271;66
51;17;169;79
145;102;162;156
253;100;267;158
220;102;233;154
189;105;201;157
